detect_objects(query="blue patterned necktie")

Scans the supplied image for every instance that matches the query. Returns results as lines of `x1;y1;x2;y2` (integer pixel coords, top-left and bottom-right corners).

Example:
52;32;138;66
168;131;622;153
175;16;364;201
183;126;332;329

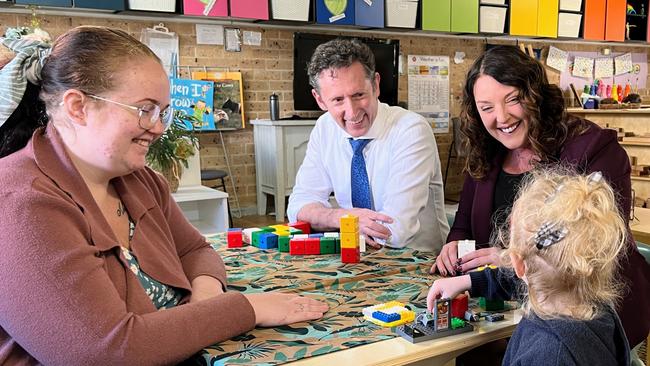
349;138;373;209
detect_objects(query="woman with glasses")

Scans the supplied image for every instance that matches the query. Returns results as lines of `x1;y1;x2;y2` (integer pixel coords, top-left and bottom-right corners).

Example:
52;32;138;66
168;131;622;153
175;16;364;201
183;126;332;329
0;26;327;365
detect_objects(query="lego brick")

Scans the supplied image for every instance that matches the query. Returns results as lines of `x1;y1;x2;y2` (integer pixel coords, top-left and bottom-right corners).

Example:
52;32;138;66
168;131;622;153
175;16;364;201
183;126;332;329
270;224;290;232
323;232;340;238
340;214;359;233
259;226;276;232
335;238;341;254
288;227;303;235
242;228;261;244
251;230;269;247
258;232;278;249
319;237;336;254
293;234;309;239
227;228;243;248
362;301;416;327
479;297;505;311
289;239;306;255
485;313;505;322
308;233;324;238
278;235;290;252
289;221;311;234
359;235;366;253
341;247;360;263
340;232;360;248
305;238;321;255
451;294;469;319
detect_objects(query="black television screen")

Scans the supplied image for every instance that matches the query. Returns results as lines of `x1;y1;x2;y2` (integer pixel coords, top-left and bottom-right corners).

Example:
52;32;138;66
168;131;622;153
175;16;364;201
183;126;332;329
293;32;399;111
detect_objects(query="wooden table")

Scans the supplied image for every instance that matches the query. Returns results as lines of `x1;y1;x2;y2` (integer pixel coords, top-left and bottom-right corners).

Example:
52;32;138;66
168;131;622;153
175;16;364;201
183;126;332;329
197;233;520;365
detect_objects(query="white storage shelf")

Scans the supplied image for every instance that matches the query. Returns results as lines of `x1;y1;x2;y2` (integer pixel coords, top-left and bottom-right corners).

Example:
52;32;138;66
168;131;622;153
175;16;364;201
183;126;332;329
172;185;229;236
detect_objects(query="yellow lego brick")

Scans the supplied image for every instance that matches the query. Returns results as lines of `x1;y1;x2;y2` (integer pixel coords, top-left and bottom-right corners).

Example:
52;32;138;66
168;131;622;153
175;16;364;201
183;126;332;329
270;224;290;232
340;214;359;233
362;301;416;327
340;231;359;248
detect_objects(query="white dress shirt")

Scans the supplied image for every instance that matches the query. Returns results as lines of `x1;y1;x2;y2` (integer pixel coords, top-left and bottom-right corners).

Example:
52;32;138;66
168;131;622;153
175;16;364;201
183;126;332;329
287;103;449;252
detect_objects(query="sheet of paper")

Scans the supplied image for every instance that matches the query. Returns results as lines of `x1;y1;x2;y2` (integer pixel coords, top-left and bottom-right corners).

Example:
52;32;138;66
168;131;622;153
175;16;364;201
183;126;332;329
572;56;594;78
243;31;262;46
546;46;568;72
407;55;450;134
615;53;633;75
594;57;614;79
195;24;224;45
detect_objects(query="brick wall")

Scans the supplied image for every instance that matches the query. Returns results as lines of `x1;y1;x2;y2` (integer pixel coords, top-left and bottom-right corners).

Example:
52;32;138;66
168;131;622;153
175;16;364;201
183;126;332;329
2;12;650;211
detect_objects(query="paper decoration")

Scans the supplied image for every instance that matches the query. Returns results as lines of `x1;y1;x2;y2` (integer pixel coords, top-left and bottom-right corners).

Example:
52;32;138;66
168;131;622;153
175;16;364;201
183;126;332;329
191;71;246;130
615;53;633;75
572;56;594;78
594;57;614;79
546;46;568;72
195;24;224;45
170;78;215;130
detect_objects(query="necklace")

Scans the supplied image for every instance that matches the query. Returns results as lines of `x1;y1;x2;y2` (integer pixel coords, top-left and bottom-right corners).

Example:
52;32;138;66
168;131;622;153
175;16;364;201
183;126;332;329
116;201;126;217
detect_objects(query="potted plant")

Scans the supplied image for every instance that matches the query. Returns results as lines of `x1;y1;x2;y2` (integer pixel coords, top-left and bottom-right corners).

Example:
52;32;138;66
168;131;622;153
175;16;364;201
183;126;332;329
146;110;199;192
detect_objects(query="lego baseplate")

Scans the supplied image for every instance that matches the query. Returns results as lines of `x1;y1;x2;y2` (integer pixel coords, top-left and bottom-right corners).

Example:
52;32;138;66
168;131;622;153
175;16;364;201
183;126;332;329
395;322;474;343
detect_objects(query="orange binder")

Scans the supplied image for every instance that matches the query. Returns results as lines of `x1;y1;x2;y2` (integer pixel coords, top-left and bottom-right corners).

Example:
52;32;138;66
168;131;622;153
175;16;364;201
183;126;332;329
605;0;626;41
583;0;606;40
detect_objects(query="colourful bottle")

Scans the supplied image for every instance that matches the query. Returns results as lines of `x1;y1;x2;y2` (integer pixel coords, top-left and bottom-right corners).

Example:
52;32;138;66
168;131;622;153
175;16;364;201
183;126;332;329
611;84;618;101
597;82;604;98
606;84;612;98
624;83;631;99
616;85;623;102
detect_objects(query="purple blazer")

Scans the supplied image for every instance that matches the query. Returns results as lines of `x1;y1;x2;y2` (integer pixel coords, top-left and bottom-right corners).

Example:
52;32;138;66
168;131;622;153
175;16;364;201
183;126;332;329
448;120;650;347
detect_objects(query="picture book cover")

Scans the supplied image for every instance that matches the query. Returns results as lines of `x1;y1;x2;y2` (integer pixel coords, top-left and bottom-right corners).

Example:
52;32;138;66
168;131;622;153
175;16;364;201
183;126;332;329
191;71;245;130
169;77;216;130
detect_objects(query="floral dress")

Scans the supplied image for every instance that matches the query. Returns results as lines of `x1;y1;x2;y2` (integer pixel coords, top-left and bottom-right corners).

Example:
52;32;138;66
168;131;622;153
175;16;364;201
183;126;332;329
120;217;183;310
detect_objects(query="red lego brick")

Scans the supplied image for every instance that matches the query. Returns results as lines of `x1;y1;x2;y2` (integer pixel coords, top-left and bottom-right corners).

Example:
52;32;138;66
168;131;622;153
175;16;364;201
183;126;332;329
305;238;321;255
451;293;469;319
289;239;306;255
341;247;360;263
289;221;311;235
227;229;243;248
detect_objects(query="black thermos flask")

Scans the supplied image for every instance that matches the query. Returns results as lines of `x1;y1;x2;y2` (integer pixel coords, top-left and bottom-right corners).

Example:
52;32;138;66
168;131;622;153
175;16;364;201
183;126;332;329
269;93;279;121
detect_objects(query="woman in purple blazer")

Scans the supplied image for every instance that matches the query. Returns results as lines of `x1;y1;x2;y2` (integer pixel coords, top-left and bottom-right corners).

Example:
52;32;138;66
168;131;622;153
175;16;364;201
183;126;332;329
430;45;649;349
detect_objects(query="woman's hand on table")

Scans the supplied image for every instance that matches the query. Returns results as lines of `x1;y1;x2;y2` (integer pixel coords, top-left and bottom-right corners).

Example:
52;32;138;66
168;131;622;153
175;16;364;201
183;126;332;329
458;247;501;272
430;241;459;276
189;275;225;303
426;275;471;312
245;293;329;327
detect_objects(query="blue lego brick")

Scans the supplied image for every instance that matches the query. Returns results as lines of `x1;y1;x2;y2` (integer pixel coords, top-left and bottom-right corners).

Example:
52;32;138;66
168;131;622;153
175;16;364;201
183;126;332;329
258;233;278;249
372;311;400;323
308;233;324;238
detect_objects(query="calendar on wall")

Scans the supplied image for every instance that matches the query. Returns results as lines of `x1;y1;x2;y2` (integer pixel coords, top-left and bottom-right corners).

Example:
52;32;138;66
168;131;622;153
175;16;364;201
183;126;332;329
407;55;450;134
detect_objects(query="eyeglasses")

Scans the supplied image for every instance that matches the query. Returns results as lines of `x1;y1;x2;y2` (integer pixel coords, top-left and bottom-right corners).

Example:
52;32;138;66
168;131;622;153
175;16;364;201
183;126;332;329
86;94;173;131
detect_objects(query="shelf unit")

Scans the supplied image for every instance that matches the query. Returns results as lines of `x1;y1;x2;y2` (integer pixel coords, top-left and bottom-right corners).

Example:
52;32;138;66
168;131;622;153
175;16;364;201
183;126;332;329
567;107;650;199
4;2;650;46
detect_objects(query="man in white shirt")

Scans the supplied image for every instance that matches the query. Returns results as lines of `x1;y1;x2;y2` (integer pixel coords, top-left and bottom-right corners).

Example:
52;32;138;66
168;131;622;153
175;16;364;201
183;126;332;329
287;38;449;252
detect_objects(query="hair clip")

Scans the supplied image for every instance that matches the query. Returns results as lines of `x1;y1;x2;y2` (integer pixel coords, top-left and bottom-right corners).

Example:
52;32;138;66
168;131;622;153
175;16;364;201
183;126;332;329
533;221;568;250
587;171;603;184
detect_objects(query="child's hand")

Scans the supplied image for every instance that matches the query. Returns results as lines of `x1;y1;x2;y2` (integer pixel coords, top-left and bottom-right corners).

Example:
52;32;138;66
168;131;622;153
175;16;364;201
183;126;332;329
426;275;471;312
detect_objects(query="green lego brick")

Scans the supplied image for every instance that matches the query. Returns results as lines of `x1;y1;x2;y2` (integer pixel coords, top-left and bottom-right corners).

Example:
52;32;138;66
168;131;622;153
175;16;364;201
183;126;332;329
278;236;290;252
289;227;303;234
335;238;341;254
478;297;505;311
259;226;276;232
319;237;336;254
252;230;268;247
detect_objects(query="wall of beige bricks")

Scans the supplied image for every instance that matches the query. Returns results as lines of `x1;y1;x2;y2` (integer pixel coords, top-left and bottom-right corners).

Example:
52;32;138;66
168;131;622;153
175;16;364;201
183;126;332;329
2;12;650;213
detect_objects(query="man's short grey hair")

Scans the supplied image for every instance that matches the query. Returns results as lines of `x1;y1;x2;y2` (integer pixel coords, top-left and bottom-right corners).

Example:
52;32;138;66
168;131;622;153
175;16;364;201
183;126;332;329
307;38;376;93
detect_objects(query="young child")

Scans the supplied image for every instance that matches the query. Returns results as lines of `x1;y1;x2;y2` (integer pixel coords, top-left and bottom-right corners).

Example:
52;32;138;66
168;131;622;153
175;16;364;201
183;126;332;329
427;170;631;365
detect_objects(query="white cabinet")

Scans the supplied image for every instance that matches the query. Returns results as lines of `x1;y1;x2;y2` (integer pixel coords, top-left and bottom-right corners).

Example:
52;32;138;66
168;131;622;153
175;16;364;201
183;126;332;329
252;119;317;222
171;146;229;236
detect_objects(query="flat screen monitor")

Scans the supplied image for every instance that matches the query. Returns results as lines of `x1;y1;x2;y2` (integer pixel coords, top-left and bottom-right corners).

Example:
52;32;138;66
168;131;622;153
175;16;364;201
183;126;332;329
293;32;399;111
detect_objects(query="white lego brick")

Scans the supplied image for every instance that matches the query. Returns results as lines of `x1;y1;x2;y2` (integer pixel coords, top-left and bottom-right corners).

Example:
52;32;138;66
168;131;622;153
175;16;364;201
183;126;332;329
242;228;261;244
458;240;476;259
324;232;340;238
359;235;366;252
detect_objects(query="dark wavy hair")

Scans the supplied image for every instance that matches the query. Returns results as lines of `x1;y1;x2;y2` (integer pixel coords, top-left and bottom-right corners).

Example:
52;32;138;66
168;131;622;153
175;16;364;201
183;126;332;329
460;45;587;179
0;26;159;159
307;38;376;93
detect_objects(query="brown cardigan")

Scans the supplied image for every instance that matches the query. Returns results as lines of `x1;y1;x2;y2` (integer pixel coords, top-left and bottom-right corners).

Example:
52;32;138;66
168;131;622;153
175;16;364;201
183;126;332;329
0;124;255;365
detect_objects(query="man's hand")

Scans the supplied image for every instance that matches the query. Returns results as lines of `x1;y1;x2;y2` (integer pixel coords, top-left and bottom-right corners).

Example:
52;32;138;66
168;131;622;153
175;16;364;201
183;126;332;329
346;208;393;248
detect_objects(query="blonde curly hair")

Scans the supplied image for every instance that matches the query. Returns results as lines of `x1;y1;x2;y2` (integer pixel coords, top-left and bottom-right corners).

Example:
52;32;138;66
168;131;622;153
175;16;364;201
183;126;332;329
500;169;628;320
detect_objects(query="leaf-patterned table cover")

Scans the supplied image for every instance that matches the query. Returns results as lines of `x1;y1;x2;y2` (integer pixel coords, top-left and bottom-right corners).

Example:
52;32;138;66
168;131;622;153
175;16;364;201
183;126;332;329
194;232;438;365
